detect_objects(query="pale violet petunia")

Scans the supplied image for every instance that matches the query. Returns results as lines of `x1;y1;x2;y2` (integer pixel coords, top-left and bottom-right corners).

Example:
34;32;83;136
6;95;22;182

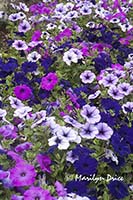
80;70;96;84
122;102;133;114
63;115;82;128
18;20;31;33
66;150;78;164
117;83;133;96
12;40;28;51
79;123;98;139
81;105;101;124
108;86;124;100
100;74;118;87
96;122;113;140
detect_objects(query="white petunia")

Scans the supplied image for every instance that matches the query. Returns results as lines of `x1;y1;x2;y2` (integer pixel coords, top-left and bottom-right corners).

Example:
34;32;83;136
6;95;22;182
27;51;41;62
63;50;78;66
14;106;32;119
9;96;24;109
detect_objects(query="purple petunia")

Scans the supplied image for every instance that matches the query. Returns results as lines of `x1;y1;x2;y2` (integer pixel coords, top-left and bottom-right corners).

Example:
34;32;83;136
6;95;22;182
108;181;129;199
41;72;58;91
0;124;17;139
10;162;36;187
15;142;32;153
36;154;52;173
24;186;53;200
14;85;32;101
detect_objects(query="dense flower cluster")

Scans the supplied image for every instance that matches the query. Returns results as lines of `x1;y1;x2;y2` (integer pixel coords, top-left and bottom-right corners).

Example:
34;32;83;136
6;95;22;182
0;0;133;199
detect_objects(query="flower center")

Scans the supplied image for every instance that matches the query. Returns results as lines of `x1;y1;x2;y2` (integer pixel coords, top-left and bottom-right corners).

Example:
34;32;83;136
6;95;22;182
18;43;23;48
20;172;26;177
20;88;25;93
35;196;40;200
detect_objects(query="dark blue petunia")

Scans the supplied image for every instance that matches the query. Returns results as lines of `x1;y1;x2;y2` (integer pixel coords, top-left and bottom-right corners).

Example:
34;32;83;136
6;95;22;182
41;56;56;72
108;180;129;199
21;61;38;73
66;180;88;196
101;98;121;116
74;155;98;175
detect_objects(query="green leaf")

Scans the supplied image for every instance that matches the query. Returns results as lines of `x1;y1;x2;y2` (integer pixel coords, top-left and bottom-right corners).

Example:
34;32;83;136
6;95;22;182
103;191;110;200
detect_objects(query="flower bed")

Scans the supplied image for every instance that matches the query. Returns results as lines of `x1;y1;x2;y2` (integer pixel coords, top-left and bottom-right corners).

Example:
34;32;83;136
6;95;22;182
0;0;133;199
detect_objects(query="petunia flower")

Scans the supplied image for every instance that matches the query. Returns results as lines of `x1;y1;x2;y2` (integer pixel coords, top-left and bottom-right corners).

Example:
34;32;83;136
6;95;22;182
18;20;31;33
12;40;28;51
27;51;41;62
80;123;98;139
15;142;32;153
80;70;96;84
107;181;129;199
31;30;42;41
0;124;17;139
14;84;32;101
96;122;113;140
81;105;101;124
108;86;124;100
36;154;52;173
24;186;53;200
10;162;36;187
55;181;67;197
40;72;58;91
9;96;24;109
63;50;78;66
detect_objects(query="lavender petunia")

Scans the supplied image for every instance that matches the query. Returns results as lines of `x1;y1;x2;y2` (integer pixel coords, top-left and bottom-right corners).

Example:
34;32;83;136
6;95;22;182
101;74;118;87
108;86;124;100
55;181;67;197
18;20;31;33
80;123;98;139
12;40;28;51
81;105;101;124
80;70;96;84
96;122;113;140
8;13;20;21
122;102;133;114
118;82;133;96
